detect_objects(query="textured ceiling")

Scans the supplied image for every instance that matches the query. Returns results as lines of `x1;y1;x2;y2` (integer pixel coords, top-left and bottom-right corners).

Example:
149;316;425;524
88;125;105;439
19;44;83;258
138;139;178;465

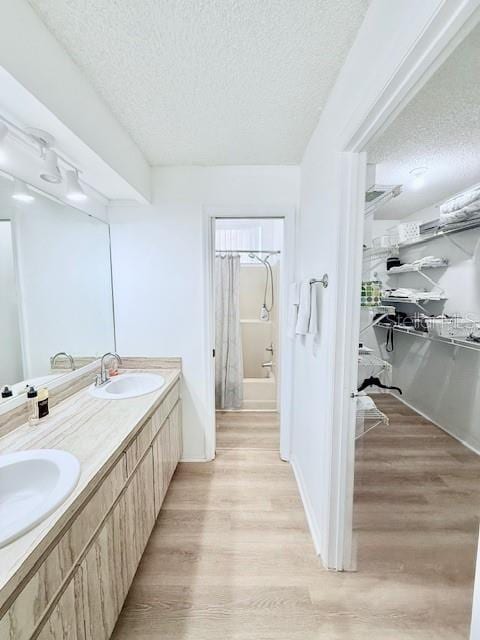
367;22;480;220
28;0;369;166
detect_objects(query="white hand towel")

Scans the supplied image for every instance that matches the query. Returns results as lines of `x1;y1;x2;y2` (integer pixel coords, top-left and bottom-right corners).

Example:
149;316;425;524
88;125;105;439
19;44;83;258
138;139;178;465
308;282;319;335
308;281;321;354
295;281;311;335
287;282;300;338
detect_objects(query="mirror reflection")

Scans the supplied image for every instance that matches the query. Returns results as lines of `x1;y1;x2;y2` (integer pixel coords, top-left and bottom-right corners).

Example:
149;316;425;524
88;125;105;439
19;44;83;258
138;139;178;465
0;172;115;401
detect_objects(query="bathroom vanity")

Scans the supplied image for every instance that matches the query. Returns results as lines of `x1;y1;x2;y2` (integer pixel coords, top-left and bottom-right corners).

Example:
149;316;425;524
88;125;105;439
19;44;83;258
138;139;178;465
0;364;182;640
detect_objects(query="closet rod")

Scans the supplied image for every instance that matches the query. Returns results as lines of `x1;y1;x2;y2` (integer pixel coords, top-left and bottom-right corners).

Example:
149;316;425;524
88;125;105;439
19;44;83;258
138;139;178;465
215;249;281;254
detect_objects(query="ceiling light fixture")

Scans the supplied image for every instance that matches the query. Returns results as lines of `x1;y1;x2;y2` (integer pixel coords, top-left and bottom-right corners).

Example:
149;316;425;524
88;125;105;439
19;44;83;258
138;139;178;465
0;119;103;203
410;166;428;190
65;169;87;202
40;148;62;183
12;179;34;203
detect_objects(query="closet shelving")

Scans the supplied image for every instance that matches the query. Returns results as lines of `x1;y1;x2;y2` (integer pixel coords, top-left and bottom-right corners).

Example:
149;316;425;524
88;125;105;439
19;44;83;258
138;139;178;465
358;352;391;376
387;263;447;274
397;215;480;249
356;399;389;439
382;296;446;303
363;246;394;259
360;305;395;334
367;215;480;255
376;323;480;353
387;260;448;301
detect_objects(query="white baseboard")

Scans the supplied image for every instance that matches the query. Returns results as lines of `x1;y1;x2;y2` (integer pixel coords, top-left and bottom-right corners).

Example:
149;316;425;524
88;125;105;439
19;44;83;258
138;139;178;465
388;392;480;456
290;456;323;558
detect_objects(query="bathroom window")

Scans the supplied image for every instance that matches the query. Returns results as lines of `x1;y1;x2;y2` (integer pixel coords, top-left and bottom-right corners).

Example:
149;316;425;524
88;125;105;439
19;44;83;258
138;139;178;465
215;223;263;263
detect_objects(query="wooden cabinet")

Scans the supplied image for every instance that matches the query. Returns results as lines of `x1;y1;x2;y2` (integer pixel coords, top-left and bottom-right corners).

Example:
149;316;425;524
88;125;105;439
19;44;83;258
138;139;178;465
0;456;126;640
36;573;85;640
1;380;181;640
81;449;156;640
152;399;182;516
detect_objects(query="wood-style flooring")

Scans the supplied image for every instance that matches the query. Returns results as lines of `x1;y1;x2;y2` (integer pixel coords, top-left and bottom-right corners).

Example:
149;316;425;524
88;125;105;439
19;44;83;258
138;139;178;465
112;401;479;639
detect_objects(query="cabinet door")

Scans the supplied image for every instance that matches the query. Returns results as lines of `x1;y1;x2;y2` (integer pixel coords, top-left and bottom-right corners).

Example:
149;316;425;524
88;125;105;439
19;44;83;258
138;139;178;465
81;449;155;640
125;418;154;476
152;429;166;516
36;572;85;640
80;512;122;640
170;401;183;471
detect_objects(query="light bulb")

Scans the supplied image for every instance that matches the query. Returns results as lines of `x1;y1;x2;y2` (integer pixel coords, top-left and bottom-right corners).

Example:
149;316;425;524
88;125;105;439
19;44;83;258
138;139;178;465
12;179;34;203
65;169;87;202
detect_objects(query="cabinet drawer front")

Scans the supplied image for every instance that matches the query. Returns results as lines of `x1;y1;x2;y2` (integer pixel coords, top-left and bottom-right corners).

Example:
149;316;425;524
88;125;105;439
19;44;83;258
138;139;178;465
152;381;180;435
36;572;84;640
125;417;154;476
0;456;125;640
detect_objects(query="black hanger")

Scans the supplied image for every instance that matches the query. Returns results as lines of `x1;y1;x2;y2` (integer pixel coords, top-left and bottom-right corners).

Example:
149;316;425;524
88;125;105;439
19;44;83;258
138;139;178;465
358;376;402;395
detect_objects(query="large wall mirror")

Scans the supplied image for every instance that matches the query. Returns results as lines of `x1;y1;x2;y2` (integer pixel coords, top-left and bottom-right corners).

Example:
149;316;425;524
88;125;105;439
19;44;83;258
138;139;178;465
0;171;115;402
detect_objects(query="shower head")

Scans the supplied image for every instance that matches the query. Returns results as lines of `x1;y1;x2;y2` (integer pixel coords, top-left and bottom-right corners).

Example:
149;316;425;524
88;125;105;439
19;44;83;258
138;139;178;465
248;252;269;265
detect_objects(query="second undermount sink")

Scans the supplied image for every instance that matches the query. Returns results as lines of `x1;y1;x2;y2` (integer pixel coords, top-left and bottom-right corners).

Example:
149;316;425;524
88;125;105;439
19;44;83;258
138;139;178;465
0;449;80;548
89;372;166;400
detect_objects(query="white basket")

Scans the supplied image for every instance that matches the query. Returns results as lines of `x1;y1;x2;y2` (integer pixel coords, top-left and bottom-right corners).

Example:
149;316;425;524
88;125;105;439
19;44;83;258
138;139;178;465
397;222;420;243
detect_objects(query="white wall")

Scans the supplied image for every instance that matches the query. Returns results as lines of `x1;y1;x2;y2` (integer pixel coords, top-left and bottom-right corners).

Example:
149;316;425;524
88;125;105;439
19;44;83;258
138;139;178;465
291;0;447;566
109;166;299;460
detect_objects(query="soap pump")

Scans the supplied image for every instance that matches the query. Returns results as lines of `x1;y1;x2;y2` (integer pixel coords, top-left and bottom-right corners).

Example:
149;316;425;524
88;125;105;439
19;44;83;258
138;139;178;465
27;386;39;424
1;386;13;398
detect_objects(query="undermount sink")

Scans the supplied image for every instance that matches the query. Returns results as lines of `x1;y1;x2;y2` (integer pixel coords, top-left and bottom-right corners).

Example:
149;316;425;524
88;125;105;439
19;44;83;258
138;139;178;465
89;372;165;400
0;449;80;548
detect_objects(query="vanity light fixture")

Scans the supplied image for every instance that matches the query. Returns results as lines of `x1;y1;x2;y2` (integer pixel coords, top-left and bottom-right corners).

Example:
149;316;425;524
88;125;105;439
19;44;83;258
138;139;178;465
12;179;34;203
40;148;62;184
65;169;87;202
410;166;428;190
0;119;105;202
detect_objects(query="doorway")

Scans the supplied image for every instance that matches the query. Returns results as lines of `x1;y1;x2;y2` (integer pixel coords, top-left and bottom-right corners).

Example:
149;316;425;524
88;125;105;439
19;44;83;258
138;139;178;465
205;210;294;461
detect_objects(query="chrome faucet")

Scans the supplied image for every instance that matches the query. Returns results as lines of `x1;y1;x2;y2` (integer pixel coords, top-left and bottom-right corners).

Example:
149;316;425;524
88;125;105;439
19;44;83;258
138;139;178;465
50;352;76;370
96;352;122;386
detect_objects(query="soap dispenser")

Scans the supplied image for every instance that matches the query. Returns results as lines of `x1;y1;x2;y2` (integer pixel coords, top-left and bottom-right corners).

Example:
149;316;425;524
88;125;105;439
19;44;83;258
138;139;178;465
27;386;39;424
1;386;13;399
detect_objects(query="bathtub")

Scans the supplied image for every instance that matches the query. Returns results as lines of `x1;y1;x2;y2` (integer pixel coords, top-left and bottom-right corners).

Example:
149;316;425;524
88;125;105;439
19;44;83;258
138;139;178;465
242;375;277;410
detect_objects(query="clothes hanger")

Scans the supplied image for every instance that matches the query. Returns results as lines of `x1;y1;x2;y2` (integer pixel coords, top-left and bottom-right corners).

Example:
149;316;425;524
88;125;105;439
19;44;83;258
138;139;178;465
358;375;402;394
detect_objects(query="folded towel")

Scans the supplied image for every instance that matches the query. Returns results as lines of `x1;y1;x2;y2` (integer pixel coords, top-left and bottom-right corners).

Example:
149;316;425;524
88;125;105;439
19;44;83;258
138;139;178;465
308;281;321;354
295;281;311;335
287;282;300;338
308;282;319;336
440;188;480;214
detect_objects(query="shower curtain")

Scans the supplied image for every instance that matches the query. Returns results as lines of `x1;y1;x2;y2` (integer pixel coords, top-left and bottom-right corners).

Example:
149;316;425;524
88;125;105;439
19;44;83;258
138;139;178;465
215;254;244;409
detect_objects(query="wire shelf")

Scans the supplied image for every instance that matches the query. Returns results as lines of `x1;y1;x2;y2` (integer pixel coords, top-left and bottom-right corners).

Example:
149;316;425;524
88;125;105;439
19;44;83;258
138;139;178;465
360;305;395;334
382;296;447;303
356;396;389;439
358;353;392;373
376;323;480;353
388;263;448;274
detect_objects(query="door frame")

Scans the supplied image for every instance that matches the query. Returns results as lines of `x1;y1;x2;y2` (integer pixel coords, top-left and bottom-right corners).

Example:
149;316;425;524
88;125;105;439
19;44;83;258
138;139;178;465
332;0;480;570
203;205;297;461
